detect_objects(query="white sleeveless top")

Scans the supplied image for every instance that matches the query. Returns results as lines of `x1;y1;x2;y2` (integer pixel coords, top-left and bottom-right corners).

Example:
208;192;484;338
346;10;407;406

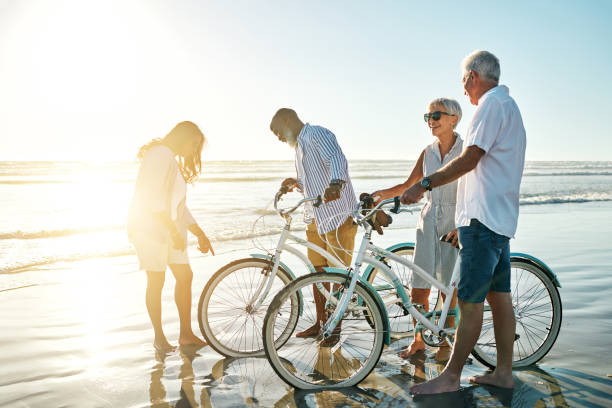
412;134;463;287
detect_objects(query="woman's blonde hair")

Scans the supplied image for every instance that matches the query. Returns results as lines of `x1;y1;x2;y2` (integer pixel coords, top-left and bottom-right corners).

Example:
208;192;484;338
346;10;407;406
137;121;205;183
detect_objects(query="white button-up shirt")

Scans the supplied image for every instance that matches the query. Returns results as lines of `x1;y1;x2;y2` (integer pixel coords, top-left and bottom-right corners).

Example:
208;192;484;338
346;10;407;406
295;123;358;234
455;85;526;238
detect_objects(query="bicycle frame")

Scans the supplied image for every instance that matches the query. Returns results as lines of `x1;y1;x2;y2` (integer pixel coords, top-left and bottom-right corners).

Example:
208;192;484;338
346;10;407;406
320;198;461;343
252;193;459;344
249;196;347;312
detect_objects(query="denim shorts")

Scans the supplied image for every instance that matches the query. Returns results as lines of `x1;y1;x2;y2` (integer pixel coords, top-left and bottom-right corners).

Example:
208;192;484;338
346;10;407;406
457;219;511;303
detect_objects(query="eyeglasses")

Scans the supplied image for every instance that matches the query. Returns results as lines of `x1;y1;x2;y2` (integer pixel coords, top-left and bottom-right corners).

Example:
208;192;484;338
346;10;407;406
424;111;454;122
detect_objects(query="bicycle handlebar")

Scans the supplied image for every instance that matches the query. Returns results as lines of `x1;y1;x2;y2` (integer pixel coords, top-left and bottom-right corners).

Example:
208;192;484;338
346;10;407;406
353;195;412;225
274;190;322;216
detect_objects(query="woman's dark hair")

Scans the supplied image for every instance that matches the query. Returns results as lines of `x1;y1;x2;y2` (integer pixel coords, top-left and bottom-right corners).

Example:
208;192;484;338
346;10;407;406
137;121;205;183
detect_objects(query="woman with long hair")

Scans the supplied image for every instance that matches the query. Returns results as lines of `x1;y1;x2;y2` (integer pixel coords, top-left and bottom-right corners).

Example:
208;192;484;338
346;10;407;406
128;121;214;351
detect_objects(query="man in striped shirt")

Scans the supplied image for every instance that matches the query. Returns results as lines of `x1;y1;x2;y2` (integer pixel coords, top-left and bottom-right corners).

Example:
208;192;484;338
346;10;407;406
270;108;358;345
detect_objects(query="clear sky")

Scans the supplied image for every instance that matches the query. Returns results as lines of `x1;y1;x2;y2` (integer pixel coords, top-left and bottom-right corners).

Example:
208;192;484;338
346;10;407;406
1;0;611;162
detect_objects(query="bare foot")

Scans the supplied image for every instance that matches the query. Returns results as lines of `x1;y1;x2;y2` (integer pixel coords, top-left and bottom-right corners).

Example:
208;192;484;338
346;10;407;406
154;338;176;353
178;333;207;347
434;345;451;362
399;340;426;359
469;370;514;389
409;371;461;395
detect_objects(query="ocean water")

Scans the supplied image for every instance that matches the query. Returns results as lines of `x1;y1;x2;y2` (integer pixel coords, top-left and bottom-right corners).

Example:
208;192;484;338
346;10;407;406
1;160;611;279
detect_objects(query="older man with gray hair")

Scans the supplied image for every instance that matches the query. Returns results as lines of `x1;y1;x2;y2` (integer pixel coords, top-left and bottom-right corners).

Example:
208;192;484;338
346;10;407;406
401;50;526;394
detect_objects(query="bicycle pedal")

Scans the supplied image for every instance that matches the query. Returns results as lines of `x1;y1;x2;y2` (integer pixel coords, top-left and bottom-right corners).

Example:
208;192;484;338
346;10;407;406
413;303;426;313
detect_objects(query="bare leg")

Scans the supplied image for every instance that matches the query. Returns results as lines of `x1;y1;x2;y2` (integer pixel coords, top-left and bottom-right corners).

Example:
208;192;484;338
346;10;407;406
469;291;515;389
169;264;206;347
399;288;430;358
410;300;484;395
146;270;175;351
296;266;327;337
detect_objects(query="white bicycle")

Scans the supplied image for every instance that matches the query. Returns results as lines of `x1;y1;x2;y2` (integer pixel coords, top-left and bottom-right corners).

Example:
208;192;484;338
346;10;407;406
197;191;417;358
262;196;563;389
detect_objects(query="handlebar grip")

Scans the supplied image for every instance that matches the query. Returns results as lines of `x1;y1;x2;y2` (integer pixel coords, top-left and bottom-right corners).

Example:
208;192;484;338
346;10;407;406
390;196;401;214
313;195;322;208
362;194;374;208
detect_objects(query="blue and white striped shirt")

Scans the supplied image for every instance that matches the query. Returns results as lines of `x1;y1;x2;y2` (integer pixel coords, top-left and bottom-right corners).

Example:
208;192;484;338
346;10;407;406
295;123;358;234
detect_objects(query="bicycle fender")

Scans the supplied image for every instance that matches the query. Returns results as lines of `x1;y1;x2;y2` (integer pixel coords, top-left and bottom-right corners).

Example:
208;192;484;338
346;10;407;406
510;253;561;288
322;267;391;345
250;253;304;314
384;242;416;253
362;242;415;283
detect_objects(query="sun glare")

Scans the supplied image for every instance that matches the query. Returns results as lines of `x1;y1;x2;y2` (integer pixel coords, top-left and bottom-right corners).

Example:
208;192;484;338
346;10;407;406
27;1;146;115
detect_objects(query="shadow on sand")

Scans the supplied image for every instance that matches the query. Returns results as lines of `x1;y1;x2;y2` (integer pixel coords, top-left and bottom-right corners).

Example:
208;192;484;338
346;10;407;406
147;344;612;407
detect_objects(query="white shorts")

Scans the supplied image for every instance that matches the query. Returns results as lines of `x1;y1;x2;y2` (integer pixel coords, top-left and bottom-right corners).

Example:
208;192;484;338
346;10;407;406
132;234;189;272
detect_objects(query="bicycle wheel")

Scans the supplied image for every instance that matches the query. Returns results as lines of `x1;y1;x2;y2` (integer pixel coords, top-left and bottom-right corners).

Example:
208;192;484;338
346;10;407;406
263;272;385;389
471;258;562;368
198;258;300;358
366;243;441;336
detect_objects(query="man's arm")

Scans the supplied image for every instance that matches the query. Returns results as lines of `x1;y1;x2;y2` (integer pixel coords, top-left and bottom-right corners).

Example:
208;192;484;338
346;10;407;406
400;145;485;204
312;127;350;202
313;127;349;182
429;145;485;188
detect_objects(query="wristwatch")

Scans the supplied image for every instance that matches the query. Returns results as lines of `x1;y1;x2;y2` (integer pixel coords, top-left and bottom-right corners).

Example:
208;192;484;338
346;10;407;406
420;177;432;191
329;179;346;187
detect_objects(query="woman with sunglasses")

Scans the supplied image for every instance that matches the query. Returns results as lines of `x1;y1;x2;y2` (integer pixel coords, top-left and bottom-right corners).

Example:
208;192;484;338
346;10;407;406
128;121;214;352
372;98;462;361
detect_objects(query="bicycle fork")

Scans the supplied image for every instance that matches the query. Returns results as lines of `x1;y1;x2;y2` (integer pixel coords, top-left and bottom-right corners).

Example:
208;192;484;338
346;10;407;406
249;225;290;313
319;230;371;340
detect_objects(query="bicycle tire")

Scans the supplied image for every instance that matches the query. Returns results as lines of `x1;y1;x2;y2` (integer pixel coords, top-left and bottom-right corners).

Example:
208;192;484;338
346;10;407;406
198;258;300;358
471;258;562;368
263;272;385;389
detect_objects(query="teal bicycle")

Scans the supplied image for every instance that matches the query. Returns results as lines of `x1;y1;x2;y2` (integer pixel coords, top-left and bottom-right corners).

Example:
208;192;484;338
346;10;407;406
262;196;563;389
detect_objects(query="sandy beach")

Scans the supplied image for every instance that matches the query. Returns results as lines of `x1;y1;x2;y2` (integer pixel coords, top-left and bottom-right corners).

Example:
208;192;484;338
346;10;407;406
1;200;611;407
2;0;612;405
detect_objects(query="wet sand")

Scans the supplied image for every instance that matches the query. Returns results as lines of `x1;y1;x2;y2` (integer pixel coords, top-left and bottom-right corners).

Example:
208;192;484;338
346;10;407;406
1;201;611;407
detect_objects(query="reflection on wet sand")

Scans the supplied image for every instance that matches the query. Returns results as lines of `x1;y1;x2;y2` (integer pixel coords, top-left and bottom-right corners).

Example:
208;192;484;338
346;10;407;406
147;340;612;407
150;347;211;408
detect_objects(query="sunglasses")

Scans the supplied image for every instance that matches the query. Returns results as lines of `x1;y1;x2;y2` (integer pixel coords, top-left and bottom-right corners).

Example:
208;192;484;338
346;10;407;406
424;111;454;122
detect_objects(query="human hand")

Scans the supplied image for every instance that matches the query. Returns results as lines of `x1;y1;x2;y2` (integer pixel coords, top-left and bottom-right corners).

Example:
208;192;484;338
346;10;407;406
324;184;342;203
443;229;459;248
371;190;385;204
171;231;186;251
197;233;215;255
400;184;425;205
280;178;298;194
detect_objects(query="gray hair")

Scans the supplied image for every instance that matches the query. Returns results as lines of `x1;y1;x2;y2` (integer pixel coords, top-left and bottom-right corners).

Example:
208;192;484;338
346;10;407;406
462;50;500;83
429;98;462;129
